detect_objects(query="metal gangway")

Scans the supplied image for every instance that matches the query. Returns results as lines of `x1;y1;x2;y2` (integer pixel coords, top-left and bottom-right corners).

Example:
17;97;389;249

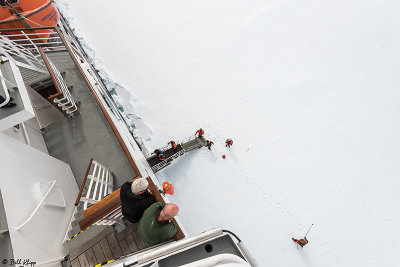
147;135;207;172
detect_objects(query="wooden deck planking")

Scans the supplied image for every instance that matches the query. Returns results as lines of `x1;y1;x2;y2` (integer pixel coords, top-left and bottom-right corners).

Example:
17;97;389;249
99;238;114;261
70;259;80;267
125;234;139;253
92;243;106;264
116;223;138;241
119;239;131;255
85;248;98;266
78;253;89;267
106;233;123;259
69;227;114;260
132;230;146;250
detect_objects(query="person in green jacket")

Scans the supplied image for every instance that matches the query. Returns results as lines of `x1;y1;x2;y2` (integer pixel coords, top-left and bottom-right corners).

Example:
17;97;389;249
138;202;179;245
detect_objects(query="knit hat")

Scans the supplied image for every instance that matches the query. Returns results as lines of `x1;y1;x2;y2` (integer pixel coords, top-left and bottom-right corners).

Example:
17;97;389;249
131;178;148;194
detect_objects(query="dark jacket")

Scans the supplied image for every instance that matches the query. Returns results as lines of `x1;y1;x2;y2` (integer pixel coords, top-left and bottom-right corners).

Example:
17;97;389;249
138;202;178;245
120;182;156;223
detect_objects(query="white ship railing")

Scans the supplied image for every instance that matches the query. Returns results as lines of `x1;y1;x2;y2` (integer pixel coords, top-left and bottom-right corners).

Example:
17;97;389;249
77;159;123;226
0;27;66;53
14;180;57;231
80;160;114;210
95;206;124;226
0;34;46;73
45;55;79;115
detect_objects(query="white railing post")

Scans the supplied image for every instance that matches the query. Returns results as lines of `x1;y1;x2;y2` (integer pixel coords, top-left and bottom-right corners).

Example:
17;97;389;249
20;122;31;146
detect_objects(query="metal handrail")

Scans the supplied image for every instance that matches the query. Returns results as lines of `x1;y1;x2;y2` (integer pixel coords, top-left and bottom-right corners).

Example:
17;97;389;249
14;180;57;231
152;150;185;172
38;47;78;116
0;34;46;74
75;158;93;206
181;135;198;144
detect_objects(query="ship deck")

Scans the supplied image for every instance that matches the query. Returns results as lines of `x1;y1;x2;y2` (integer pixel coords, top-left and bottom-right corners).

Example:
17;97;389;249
41;50;136;187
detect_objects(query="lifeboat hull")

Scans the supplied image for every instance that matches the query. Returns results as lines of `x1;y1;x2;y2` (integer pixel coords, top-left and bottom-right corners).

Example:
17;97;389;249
0;0;59;43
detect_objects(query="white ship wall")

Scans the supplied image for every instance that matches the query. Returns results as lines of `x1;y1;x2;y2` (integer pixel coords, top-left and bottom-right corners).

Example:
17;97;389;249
0;132;78;266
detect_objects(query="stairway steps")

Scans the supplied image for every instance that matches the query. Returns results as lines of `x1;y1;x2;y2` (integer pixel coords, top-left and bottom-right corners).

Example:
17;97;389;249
71;216;83;229
74;210;83;220
19;67;50;86
64;225;112;256
65;226;113;259
68;225;82;239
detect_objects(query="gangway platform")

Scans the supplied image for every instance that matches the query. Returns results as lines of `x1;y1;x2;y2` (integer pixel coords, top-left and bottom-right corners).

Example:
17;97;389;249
147;136;207;172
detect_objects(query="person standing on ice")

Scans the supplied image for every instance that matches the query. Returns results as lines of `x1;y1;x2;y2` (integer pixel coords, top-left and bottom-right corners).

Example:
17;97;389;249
195;128;204;137
226;138;233;147
292;224;313;248
292;237;308;247
169;140;177;149
206;140;214;150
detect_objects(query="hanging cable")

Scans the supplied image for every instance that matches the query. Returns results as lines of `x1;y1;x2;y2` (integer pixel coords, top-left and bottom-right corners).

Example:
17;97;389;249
222;229;242;243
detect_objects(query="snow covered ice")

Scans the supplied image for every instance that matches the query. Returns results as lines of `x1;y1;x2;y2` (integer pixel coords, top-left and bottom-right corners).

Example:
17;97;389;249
59;0;400;266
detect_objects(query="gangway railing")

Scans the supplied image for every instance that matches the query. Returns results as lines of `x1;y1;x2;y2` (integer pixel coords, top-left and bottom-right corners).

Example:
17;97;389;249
180;135;206;152
151;149;185;172
76;160;114;210
39;48;79;116
94;206;124;226
148;136;206;172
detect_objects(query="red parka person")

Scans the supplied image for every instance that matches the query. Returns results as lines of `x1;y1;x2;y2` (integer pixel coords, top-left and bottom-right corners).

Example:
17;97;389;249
195;128;205;137
154;149;166;161
292;237;308;247
225;138;233;147
206;140;214;150
169;140;177;149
